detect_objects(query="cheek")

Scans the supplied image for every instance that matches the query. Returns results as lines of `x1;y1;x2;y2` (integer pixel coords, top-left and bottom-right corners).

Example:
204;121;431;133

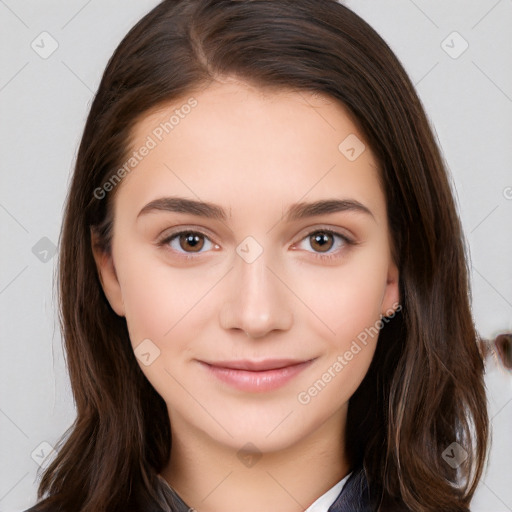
122;270;177;348
117;246;220;352
117;250;216;402
292;248;389;347
293;254;387;411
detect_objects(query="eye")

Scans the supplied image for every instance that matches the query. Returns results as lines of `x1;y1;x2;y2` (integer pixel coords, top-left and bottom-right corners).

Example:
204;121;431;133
294;229;353;260
158;230;218;256
157;227;354;261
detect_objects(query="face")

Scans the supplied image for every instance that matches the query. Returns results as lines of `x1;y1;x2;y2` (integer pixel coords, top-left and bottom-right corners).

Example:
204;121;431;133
93;78;400;454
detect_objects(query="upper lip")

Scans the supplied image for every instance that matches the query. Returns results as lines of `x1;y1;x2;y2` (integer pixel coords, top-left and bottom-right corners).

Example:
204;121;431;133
201;358;313;371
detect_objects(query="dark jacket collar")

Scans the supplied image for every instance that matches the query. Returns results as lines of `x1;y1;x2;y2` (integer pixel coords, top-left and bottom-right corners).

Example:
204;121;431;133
328;466;373;512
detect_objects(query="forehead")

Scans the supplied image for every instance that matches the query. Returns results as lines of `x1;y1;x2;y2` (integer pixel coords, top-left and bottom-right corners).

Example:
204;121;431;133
114;80;385;223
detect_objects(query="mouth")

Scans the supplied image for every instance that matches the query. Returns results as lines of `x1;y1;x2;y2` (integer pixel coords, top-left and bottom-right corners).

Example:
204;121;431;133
197;358;316;392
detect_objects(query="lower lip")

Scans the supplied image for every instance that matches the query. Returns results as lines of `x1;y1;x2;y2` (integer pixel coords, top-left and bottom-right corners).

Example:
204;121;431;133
199;360;314;392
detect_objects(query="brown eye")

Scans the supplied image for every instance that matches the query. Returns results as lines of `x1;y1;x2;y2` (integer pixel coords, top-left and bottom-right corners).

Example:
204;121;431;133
178;232;205;252
159;230;216;256
309;231;335;253
294;229;353;260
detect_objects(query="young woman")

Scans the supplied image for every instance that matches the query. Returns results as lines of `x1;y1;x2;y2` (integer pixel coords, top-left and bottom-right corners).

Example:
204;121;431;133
25;1;489;511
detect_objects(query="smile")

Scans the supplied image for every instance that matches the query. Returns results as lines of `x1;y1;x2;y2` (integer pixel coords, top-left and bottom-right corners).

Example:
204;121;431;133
197;358;315;392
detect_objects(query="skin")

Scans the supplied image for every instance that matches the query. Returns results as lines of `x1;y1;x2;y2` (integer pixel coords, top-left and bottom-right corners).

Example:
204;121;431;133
92;78;400;512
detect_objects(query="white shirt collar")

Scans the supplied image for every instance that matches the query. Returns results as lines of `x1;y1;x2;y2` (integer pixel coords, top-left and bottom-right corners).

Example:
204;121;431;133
304;471;352;512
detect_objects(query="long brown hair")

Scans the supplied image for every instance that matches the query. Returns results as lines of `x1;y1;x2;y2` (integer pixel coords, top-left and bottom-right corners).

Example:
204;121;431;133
30;1;489;510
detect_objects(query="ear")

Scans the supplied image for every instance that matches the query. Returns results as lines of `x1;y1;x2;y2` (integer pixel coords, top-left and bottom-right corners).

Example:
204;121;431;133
381;260;400;317
90;228;125;317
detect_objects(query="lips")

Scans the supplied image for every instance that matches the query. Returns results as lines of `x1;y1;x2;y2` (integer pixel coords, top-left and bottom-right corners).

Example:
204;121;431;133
198;358;315;392
205;358;309;371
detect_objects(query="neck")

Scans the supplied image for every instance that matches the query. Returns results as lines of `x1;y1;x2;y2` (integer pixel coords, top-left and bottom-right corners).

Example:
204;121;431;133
160;407;350;512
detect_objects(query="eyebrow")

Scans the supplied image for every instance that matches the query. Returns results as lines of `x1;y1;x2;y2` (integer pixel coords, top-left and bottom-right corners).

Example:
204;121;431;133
136;196;375;222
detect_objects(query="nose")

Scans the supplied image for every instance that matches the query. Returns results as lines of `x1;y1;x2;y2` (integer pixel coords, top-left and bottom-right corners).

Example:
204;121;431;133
219;249;293;339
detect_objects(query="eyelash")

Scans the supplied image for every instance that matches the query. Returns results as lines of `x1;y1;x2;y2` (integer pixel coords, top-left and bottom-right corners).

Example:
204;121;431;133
156;228;355;262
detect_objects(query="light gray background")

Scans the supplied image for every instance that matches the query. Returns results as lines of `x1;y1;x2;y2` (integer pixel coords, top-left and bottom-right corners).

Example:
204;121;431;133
1;1;511;511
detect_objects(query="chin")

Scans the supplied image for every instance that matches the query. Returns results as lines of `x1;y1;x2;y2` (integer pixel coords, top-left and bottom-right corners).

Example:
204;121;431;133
197;401;332;453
